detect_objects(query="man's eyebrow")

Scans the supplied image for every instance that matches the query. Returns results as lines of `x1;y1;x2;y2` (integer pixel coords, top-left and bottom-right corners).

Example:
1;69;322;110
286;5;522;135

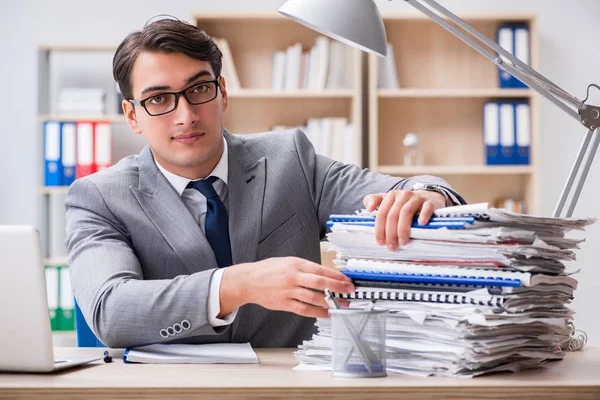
140;70;214;96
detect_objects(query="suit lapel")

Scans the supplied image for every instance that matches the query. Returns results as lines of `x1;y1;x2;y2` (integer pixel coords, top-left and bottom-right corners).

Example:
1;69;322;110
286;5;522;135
225;130;266;265
130;146;217;274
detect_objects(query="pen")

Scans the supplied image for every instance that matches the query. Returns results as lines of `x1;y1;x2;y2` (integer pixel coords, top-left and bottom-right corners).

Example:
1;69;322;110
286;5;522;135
324;289;375;373
341;301;375;367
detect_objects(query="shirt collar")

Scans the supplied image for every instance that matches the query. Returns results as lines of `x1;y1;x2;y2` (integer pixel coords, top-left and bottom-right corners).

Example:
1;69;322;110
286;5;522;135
155;136;228;197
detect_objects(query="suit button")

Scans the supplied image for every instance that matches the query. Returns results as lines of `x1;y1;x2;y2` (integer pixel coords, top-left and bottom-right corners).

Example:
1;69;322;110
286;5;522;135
159;329;169;338
167;327;175;336
173;323;182;333
181;320;191;330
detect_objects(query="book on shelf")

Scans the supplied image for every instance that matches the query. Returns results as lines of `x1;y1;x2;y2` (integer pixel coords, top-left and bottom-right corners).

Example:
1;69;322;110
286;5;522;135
497;24;530;89
483;100;530;165
272;117;357;165
212;38;241;90
44;119;113;187
271;36;352;91
76;121;112;179
57;87;106;114
44;265;74;331
377;43;400;89
495;198;528;214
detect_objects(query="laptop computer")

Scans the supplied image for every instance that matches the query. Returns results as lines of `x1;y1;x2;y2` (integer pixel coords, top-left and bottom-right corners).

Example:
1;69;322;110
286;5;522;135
0;225;99;372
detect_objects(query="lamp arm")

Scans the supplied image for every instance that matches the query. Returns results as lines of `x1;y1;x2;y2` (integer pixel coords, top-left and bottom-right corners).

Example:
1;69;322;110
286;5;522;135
404;0;600;127
401;0;600;218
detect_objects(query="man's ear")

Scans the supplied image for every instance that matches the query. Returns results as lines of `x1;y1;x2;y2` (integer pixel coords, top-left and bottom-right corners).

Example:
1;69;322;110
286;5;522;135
123;100;142;134
219;76;228;112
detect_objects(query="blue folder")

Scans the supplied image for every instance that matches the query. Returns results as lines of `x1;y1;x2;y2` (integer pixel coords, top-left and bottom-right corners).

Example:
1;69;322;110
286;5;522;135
340;269;521;288
327;215;475;230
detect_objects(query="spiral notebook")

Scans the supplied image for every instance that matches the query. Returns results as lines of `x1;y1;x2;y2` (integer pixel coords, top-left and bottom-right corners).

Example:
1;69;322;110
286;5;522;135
335;287;506;307
343;259;578;288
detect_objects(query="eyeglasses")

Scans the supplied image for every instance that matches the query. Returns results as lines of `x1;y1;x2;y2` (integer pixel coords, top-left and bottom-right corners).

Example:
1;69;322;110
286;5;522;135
129;77;220;116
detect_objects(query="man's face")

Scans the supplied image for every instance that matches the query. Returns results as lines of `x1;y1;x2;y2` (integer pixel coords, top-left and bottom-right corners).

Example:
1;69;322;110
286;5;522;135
124;51;228;179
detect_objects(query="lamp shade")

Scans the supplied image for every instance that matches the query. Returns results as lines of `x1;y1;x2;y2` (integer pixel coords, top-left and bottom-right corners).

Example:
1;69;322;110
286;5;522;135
278;0;388;57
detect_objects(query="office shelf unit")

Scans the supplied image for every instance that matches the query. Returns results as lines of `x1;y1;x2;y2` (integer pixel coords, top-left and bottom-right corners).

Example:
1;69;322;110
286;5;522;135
369;14;539;213
193;12;365;167
37;45;129;267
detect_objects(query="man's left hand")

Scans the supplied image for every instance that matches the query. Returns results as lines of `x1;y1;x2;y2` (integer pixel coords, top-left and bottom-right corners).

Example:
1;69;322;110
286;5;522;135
362;190;446;250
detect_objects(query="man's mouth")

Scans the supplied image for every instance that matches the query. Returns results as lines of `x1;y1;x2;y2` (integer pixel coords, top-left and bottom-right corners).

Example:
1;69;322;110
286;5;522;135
173;132;205;143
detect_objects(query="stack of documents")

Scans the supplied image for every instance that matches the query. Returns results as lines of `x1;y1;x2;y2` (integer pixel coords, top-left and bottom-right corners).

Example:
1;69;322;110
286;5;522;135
58;88;106;114
295;203;595;377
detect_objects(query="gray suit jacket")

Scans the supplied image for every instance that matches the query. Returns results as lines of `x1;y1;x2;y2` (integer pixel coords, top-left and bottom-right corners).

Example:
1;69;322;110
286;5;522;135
65;129;461;348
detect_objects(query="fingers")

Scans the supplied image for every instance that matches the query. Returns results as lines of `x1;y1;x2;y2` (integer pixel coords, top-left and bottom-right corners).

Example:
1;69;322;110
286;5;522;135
374;191;398;246
290;289;350;318
290;300;330;319
291;288;331;309
363;193;384;212
384;196;405;250
296;261;352;283
418;200;435;225
373;190;437;249
397;198;424;246
295;271;355;294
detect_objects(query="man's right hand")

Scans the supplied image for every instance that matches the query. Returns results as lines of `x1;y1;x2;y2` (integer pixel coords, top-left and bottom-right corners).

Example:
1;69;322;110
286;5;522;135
219;257;355;319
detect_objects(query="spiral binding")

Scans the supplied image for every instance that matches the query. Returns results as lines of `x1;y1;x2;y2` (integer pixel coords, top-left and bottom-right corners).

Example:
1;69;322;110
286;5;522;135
563;322;588;352
336;290;505;307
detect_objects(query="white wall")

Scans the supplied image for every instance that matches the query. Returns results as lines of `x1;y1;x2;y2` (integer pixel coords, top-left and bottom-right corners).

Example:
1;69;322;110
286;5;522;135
1;0;599;343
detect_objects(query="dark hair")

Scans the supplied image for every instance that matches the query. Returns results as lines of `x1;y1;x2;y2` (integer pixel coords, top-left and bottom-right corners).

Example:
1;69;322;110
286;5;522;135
113;17;222;100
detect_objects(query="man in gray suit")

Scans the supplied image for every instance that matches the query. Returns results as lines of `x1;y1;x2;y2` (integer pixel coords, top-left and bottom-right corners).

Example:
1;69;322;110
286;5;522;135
65;18;465;349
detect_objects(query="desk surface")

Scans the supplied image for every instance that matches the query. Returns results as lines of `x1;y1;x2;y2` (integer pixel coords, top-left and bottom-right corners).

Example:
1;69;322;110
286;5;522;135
1;347;599;400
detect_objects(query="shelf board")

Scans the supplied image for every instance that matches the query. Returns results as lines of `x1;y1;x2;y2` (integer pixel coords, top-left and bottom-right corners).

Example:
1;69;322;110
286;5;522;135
378;165;534;176
228;89;354;98
44;257;69;267
38;114;127;123
39;186;69;195
378;88;533;99
379;13;536;22
38;44;117;52
194;12;288;20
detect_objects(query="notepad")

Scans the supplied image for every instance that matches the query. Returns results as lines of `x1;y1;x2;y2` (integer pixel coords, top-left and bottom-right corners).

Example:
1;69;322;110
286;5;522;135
123;343;259;364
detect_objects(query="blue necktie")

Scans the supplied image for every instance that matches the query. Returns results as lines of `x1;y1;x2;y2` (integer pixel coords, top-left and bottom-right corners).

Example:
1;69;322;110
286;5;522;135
187;177;232;268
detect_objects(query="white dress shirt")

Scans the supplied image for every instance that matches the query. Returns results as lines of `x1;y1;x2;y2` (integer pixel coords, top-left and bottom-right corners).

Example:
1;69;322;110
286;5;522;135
155;138;238;327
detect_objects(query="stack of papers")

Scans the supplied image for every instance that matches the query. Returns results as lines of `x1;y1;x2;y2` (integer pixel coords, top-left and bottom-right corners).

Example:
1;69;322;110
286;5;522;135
295;203;595;377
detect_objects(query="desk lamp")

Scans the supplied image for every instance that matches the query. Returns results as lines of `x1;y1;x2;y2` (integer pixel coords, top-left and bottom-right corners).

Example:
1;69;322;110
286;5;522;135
279;0;600;218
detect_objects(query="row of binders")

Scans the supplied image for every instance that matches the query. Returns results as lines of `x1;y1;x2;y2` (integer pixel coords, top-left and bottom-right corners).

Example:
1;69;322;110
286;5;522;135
44;121;112;187
273;118;358;165
484;101;530;165
497;24;530;89
271;37;354;91
295;203;595;377
45;265;74;331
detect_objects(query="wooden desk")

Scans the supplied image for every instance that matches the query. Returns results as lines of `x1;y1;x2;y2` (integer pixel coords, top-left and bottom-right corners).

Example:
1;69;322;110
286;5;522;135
1;347;599;400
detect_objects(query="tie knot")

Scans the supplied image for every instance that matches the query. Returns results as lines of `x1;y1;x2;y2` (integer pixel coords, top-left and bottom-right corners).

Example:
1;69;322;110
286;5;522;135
188;176;219;198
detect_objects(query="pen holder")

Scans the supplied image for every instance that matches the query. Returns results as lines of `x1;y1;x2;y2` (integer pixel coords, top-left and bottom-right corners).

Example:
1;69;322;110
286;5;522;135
329;307;388;378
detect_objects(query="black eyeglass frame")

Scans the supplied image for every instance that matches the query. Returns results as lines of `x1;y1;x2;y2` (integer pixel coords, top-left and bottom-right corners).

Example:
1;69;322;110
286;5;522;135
128;76;221;116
